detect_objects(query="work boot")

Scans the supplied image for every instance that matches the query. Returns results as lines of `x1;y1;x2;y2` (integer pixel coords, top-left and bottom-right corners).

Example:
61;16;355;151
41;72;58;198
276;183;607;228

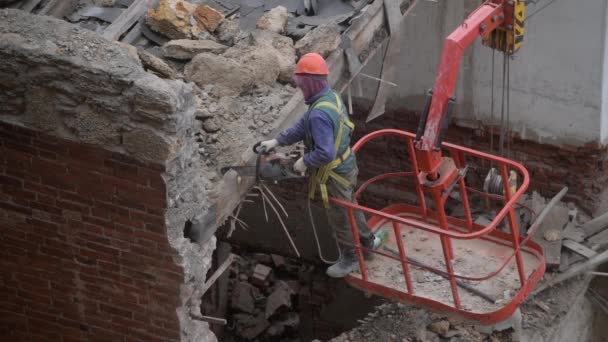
326;249;359;278
360;233;376;260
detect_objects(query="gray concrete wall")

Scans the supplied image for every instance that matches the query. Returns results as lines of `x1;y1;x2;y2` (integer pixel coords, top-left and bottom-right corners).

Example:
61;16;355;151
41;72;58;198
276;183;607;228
357;0;608;146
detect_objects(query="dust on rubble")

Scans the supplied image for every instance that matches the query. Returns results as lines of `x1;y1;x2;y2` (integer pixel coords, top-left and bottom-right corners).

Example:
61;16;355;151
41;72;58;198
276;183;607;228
194;83;294;169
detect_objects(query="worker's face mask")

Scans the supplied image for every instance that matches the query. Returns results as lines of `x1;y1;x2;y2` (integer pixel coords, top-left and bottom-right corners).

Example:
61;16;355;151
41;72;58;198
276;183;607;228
293;74;329;103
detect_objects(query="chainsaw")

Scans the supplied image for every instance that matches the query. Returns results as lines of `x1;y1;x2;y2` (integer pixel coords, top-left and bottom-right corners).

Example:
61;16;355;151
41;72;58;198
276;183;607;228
220;142;306;182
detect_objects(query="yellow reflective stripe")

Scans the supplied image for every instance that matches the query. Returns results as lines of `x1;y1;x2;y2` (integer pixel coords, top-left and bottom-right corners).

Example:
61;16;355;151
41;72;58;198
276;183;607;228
333;93;342;113
315;101;339;113
343;117;355;130
320;184;329;208
328;170;350;186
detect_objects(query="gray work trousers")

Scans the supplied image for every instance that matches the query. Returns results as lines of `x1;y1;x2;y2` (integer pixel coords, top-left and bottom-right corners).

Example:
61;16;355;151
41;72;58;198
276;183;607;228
325;165;373;248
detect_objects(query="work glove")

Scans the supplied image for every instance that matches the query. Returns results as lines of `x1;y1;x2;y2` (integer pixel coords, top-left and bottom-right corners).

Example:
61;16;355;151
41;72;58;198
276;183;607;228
293;157;307;175
259;139;279;151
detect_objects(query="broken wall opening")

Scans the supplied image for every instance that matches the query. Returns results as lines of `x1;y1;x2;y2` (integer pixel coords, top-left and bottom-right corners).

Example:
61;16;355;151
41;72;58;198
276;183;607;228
218;97;608;341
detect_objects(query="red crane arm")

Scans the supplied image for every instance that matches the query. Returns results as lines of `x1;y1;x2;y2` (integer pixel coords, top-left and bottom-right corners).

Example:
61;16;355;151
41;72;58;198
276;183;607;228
414;1;505;177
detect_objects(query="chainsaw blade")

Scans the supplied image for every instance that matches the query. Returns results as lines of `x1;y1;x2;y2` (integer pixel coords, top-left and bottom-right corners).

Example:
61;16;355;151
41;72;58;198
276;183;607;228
220;165;257;177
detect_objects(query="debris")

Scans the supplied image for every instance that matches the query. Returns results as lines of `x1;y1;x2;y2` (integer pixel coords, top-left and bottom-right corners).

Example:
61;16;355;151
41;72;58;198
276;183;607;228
534;301;551;313
265;280;294;318
184;52;253;95
383;246;497;303
294;23;341;58
562;239;597;259
201;253;236;295
163;39;227;60
428;320;450;336
562;222;585;242
190;314;227;325
102;0;150;40
215;17;241;45
270;254;286;268
532;249;608;296
251;263;272;287
543;229;561;242
231;281;259;313
223;42;280;86
80;7;124;23
252;253;273;264
530;188;569;269
233;313;270;340
256;5;288;34
246;29;296;83
580;210;608;238
113;41;141;64
137;48;177;79
588;228;608;250
145;0;200;40
193;4;224;32
266;322;285;337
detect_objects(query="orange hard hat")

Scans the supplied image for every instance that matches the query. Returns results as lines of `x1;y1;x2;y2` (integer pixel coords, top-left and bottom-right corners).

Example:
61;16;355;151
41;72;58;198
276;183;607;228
295;53;329;75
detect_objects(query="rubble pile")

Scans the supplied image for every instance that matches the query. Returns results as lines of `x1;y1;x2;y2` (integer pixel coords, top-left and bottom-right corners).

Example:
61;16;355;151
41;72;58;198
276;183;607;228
225;251;334;341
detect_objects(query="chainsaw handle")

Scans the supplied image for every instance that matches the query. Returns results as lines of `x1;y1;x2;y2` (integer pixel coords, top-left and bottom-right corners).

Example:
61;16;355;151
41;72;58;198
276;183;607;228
253;141;274;155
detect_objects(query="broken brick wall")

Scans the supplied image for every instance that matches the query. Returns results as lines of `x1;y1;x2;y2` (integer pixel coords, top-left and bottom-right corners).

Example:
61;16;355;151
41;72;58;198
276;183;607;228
0;122;182;341
1;9;218;342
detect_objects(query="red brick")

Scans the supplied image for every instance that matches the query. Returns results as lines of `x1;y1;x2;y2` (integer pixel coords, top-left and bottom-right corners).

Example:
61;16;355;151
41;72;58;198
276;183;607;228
130;210;164;226
0;201;32;215
82;215;112;228
30;201;62;215
23;181;57;196
85;242;119;257
35;192;56;206
138;168;165;191
77;182;112;203
0;174;23;188
31;158;67;175
17;290;51;305
79;249;115;263
94;201;131;218
114;216;145;229
3;141;37;156
113;196;147;212
40;173;77;192
55;199;90;215
99;303;132;319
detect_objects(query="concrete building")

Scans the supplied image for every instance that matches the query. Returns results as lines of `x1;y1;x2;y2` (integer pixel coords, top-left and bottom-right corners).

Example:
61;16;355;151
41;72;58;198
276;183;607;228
359;0;608;146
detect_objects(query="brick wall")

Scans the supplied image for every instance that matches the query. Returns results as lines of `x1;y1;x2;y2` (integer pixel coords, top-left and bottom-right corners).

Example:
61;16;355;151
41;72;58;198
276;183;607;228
0;122;183;341
351;101;608;214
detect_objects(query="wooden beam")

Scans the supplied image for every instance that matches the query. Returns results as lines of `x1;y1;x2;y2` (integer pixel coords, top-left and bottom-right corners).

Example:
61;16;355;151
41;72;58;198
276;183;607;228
580;211;608;238
102;0;152;41
190;315;227;325
531;249;608;296
588;228;608;250
562;239;597;259
201;253;235;296
530;188;569;270
121;21;143;44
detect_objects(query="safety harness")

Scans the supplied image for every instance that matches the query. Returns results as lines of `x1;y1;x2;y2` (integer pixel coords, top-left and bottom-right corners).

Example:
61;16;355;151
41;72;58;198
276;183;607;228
306;91;355;208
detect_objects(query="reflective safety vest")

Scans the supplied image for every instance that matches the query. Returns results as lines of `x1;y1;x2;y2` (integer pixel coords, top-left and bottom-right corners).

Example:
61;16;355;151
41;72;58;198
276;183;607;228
304;90;356;208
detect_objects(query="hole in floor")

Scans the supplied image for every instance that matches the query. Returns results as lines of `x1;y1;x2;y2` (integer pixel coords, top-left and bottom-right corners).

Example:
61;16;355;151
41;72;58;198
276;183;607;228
218;244;383;342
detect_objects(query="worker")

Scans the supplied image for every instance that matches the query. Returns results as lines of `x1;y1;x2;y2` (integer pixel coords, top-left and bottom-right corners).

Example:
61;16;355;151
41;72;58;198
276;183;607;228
257;53;375;278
